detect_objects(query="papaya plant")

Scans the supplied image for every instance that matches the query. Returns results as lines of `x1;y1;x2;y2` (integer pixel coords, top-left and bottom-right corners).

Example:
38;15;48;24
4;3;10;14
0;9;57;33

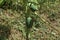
23;0;40;40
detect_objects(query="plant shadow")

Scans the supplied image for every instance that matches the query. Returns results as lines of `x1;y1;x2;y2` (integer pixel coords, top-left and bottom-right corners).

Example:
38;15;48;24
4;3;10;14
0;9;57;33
0;24;11;40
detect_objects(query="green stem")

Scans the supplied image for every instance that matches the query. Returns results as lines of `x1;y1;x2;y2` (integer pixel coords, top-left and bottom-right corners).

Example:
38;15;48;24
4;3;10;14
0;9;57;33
23;0;30;40
26;27;30;40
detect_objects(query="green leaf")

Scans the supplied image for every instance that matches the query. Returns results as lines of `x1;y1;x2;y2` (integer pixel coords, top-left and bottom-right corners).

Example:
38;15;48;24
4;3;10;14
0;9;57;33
38;0;46;4
30;4;38;11
49;0;56;2
0;0;5;6
27;17;32;25
28;0;38;4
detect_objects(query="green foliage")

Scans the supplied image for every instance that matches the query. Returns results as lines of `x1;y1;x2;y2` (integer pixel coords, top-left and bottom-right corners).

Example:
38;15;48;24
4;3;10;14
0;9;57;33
49;0;56;2
0;0;60;40
27;17;32;25
0;0;5;7
28;0;38;4
5;0;12;5
28;3;38;11
26;16;33;29
0;0;12;8
38;0;46;4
